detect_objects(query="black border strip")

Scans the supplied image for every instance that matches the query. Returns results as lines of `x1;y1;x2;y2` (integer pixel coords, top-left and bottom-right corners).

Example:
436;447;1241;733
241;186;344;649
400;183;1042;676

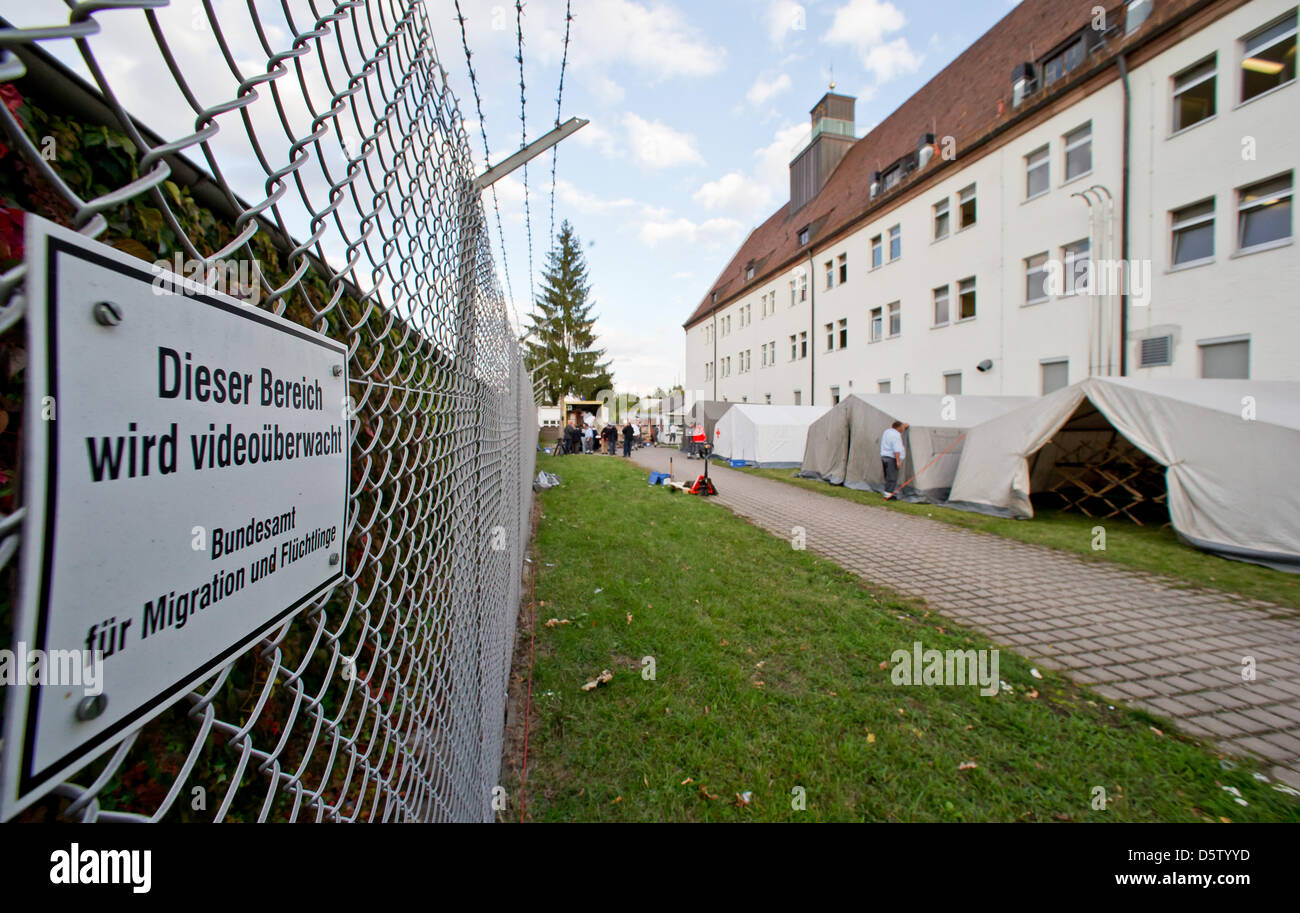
17;234;349;802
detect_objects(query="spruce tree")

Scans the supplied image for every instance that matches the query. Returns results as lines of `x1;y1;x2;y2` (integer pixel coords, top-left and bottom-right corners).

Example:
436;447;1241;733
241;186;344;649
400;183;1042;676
523;221;613;402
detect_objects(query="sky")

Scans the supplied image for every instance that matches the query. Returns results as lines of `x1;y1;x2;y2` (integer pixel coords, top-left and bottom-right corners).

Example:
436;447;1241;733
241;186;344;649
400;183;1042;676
13;0;1025;395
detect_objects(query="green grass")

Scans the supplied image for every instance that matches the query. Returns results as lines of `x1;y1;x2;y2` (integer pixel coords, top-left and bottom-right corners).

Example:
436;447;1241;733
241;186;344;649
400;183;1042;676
739;467;1300;610
510;453;1300;822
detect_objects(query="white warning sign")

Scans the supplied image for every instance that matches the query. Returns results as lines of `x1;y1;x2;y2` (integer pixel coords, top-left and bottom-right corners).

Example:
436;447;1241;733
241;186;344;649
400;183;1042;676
1;217;349;818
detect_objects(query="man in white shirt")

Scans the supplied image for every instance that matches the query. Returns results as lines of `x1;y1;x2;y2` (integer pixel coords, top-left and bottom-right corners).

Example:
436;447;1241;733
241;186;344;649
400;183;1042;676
880;420;909;500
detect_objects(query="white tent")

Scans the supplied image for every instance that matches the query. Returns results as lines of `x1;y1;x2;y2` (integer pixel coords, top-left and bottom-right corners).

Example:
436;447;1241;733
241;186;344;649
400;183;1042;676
798;394;1032;502
947;378;1300;572
713;404;831;467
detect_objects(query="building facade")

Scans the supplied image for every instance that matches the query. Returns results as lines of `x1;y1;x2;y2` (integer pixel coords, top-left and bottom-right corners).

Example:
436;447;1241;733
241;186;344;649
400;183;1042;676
683;0;1298;405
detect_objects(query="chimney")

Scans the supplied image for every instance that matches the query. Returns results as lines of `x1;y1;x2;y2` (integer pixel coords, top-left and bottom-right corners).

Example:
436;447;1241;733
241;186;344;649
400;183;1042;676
789;91;856;214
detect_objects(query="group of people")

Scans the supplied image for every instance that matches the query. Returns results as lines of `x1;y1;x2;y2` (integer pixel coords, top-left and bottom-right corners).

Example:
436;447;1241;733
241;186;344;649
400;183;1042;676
557;416;657;458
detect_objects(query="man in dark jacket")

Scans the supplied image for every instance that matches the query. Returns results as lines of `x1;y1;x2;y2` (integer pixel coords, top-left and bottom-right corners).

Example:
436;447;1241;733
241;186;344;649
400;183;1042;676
621;421;634;457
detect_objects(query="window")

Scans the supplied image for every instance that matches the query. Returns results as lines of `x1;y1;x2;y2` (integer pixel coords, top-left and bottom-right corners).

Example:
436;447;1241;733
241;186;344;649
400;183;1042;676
887;301;901;338
793;390;802;406
958;277;977;320
1241;13;1297;103
830;386;841;405
1139;335;1173;368
1025;252;1050;303
958;184;977;229
1041;359;1069;394
1063;239;1091;295
746;265;756;281
1171;199;1215;265
1173;56;1216;131
933;198;950;240
799;272;809;302
883;165;901;190
825;260;835;290
870;306;883;342
765;394;772;405
826;322;835;351
871;235;883;268
760;342;767;367
1237;173;1293;251
789;279;796;307
789;334;797;361
1064;123;1092;181
943;371;963;395
798;227;810;246
1200;337;1249;378
838;318;848;349
799;331;808;359
889;225;901;261
933;285;950;325
838;254;848;284
878;380;892;394
1026;146;1050;198
1042;36;1085;87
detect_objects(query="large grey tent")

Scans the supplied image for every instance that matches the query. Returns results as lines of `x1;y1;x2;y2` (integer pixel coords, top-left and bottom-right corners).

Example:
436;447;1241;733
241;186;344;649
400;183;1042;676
679;400;733;457
946;378;1300;572
798;394;1032;502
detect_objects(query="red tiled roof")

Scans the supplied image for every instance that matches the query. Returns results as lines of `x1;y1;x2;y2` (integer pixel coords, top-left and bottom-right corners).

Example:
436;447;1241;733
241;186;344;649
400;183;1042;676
683;0;1198;329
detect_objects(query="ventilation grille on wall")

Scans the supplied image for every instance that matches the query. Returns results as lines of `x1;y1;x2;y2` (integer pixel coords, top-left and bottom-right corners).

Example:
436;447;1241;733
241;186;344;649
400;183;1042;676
1139;335;1173;367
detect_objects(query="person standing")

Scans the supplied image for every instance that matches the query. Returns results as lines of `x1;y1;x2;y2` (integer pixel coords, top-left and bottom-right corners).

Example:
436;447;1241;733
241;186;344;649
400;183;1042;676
582;424;594;454
622;420;634;458
880;420;909;500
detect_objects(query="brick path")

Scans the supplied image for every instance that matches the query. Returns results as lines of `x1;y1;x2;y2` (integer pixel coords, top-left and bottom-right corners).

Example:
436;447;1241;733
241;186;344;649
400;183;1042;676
632;447;1300;786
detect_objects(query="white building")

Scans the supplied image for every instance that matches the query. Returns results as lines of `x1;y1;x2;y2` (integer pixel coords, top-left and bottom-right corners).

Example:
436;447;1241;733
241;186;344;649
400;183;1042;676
683;0;1298;404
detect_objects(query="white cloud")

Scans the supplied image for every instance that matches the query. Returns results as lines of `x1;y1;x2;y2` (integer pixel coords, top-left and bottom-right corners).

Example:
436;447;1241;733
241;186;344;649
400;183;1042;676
754;123;815;191
861;36;923;82
822;0;921;86
622;114;705;170
694;172;775;214
554;0;724;82
573;121;619;157
589;74;626;106
765;1;809;45
639;217;744;247
746;72;793;107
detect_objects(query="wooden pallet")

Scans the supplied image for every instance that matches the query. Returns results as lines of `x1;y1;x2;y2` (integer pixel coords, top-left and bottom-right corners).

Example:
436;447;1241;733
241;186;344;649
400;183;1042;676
1040;431;1169;527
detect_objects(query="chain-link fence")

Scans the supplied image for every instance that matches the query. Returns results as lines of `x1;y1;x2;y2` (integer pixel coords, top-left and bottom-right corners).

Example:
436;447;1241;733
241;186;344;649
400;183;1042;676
0;1;535;822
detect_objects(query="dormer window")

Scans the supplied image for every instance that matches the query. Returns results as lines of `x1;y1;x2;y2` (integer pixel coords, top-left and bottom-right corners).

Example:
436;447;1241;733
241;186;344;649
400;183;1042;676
1041;34;1086;87
883;166;901;190
746;265;756;281
797;227;810;246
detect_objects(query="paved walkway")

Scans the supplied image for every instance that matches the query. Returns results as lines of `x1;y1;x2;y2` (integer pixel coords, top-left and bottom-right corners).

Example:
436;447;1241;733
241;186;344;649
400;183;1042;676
632;447;1300;785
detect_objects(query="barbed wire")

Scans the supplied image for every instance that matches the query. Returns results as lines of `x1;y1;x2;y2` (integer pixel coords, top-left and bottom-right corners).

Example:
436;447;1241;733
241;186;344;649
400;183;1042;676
452;0;518;326
549;0;573;251
516;1;536;316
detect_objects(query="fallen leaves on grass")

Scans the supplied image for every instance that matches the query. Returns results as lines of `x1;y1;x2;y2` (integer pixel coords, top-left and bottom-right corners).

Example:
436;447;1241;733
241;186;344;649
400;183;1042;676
958;761;978;771
866;732;876;743
735;791;753;807
626;613;633;625
1026;688;1039;700
581;669;614;692
680;778;694;786
699;785;719;800
544;618;571;627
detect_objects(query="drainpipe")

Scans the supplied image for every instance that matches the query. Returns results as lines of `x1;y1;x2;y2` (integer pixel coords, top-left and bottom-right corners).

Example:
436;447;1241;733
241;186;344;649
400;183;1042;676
711;304;718;401
1117;52;1131;376
808;250;816;405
